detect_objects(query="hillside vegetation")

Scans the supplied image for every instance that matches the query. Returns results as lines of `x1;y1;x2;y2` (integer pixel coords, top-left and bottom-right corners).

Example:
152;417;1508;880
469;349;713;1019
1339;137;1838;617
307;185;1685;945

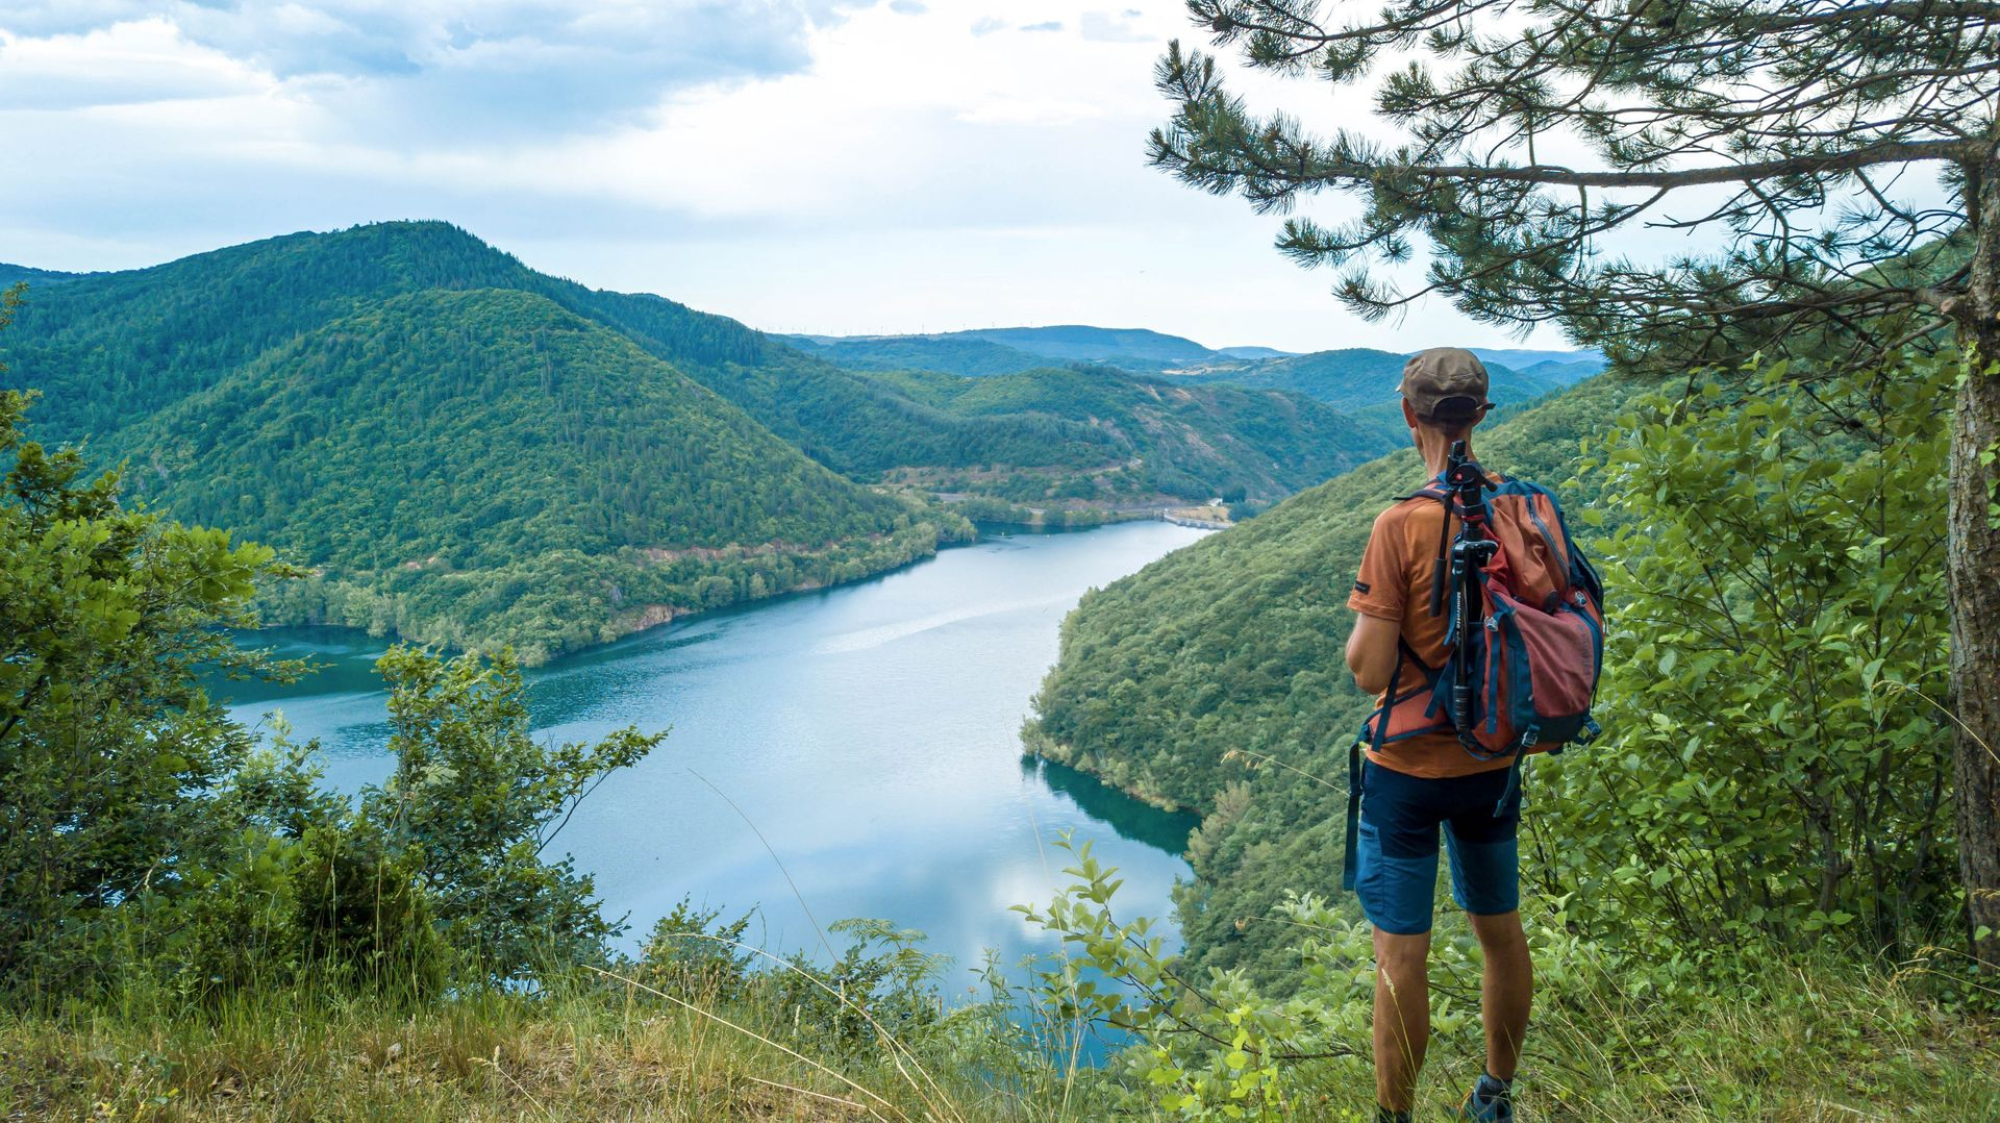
1;222;1377;516
1176;347;1584;415
862;364;1393;505
0;221;1398;655
126;289;955;660
129;289;918;569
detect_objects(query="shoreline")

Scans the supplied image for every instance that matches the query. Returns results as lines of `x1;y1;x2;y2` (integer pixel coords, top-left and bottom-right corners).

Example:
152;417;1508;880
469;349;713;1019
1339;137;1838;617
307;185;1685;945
246;517;1203;667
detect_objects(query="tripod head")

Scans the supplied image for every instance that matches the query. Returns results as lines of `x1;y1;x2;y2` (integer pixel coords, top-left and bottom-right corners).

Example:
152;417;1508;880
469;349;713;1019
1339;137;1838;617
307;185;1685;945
1442;440;1492;516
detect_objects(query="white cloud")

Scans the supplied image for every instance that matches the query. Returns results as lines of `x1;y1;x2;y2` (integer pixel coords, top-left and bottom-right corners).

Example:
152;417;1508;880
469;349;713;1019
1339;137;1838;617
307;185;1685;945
1;1;868;134
1080;11;1151;43
0;19;272;111
0;0;1584;352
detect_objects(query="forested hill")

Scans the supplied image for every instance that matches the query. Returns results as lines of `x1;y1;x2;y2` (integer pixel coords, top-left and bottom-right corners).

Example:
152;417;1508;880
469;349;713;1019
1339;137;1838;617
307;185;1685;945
129;288;960;661
793;326;1602;389
0;265;83;287
0;221;1104;484
0;220;1403;655
0;227;971;661
793;327;1605;448
1176;347;1592;415
786;333;1058;377
1022;374;1634;981
1;222;773;445
791;325;1223;374
859;365;1394;504
2;221;1384;518
118;289;918;569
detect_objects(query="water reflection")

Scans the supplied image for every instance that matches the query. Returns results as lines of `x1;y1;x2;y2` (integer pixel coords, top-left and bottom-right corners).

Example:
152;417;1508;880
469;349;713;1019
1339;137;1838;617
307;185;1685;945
218;522;1211;984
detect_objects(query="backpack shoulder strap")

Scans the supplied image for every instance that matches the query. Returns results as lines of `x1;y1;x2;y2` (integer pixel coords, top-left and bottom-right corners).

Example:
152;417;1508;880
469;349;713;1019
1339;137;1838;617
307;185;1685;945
1403;488;1455;617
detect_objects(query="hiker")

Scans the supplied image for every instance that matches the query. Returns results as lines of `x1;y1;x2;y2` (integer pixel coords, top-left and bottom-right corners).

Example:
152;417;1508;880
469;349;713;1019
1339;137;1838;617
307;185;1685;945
1342;347;1603;1123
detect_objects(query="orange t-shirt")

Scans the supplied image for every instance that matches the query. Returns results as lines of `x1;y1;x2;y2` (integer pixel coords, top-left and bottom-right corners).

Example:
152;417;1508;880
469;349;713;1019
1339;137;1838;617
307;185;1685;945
1345;485;1514;779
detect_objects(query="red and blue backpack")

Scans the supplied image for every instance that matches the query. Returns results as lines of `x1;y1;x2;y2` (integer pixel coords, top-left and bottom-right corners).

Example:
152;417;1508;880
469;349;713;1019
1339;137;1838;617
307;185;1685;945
1341;443;1605;891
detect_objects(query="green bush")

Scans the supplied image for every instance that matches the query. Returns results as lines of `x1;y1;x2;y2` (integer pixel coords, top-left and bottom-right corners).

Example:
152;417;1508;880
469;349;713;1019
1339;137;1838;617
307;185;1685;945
1533;356;1958;958
0;386;664;1000
357;644;665;984
0;387;297;989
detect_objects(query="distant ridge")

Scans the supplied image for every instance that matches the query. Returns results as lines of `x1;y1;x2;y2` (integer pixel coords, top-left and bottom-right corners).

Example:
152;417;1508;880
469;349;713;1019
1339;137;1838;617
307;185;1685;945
794;326;1606;392
1464;346;1607;369
952;325;1218;365
0;264;88;287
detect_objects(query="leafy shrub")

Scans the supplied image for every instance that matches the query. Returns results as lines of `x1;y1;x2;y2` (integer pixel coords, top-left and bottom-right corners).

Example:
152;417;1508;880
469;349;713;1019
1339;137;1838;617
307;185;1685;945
356;644;665;984
762;918;949;1057
0;387;298;990
1533;356;1958;957
639;898;757;1005
0;383;665;999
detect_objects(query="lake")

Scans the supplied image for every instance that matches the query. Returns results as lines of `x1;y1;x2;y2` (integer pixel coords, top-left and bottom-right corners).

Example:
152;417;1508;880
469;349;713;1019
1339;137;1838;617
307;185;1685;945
218;520;1208;991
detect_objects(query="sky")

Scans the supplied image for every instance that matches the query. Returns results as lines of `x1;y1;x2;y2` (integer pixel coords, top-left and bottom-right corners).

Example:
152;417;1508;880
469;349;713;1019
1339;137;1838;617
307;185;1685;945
0;1;1593;353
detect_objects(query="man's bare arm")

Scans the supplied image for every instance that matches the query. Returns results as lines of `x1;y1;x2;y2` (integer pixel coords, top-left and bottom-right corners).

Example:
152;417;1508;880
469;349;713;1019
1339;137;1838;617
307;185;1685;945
1346;612;1401;696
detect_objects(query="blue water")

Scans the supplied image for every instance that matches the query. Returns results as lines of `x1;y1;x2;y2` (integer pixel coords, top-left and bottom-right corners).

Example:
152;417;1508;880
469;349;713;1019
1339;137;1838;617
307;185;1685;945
219;521;1206;988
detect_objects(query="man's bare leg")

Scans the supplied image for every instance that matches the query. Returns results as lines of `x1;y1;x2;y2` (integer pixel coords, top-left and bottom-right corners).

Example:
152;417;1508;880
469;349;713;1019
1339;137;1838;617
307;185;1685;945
1468;910;1532;1081
1373;927;1432;1112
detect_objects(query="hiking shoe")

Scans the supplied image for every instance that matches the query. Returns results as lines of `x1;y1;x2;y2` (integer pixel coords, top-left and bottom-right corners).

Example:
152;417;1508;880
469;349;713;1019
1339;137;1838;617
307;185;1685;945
1453;1074;1514;1121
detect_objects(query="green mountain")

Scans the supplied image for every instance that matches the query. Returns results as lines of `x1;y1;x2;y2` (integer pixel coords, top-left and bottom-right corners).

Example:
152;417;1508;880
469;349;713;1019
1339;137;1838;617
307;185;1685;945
1021;374;1634;982
783;327;1605;398
1469;346;1607;370
3;222;1374;511
0;265;83;287
121;289;922;569
1175;347;1585;416
955;325;1219;366
795;325;1226;375
1;220;1396;652
784;334;1052;378
861;364;1397;505
0;228;973;661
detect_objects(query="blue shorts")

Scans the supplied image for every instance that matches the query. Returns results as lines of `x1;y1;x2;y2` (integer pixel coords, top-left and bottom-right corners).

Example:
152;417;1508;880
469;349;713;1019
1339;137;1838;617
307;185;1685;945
1354;760;1522;935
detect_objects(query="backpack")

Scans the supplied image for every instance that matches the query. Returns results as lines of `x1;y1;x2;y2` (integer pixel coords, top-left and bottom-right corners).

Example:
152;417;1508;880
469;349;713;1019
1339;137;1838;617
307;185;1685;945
1341;443;1605;891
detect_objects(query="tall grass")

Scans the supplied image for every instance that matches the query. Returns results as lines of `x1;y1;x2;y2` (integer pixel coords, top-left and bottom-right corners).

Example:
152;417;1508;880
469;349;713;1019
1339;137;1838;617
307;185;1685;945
4;947;1994;1121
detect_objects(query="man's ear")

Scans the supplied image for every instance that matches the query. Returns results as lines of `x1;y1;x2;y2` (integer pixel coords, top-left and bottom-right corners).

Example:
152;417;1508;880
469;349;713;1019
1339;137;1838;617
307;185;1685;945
1401;398;1419;430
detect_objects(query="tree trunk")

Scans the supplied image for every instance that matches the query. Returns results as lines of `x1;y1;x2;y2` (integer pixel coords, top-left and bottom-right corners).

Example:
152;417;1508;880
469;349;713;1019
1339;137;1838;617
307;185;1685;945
1948;148;2000;969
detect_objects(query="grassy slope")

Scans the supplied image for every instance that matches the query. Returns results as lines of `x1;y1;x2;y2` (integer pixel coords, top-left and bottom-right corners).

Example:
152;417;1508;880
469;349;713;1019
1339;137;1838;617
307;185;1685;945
1023;375;1635;978
5;953;1991;1120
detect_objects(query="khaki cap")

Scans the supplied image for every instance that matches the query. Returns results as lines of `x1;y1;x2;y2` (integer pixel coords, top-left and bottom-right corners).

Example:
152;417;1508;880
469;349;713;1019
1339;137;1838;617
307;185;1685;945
1399;347;1492;425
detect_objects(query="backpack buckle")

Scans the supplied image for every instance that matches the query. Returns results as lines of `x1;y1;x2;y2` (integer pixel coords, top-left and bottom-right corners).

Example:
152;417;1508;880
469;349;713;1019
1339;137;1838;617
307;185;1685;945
1520;726;1540;748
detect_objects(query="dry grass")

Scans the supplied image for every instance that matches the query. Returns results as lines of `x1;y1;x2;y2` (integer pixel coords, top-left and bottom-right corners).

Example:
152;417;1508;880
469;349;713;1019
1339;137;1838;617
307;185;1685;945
4;957;1996;1121
0;988;1029;1122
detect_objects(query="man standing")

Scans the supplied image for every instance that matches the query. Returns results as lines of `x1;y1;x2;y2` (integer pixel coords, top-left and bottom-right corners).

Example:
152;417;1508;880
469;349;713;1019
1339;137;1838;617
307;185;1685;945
1344;348;1529;1123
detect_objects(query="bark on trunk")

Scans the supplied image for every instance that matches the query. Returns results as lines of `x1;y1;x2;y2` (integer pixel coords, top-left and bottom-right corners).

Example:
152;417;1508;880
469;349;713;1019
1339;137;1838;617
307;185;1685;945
1948;147;2000;969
